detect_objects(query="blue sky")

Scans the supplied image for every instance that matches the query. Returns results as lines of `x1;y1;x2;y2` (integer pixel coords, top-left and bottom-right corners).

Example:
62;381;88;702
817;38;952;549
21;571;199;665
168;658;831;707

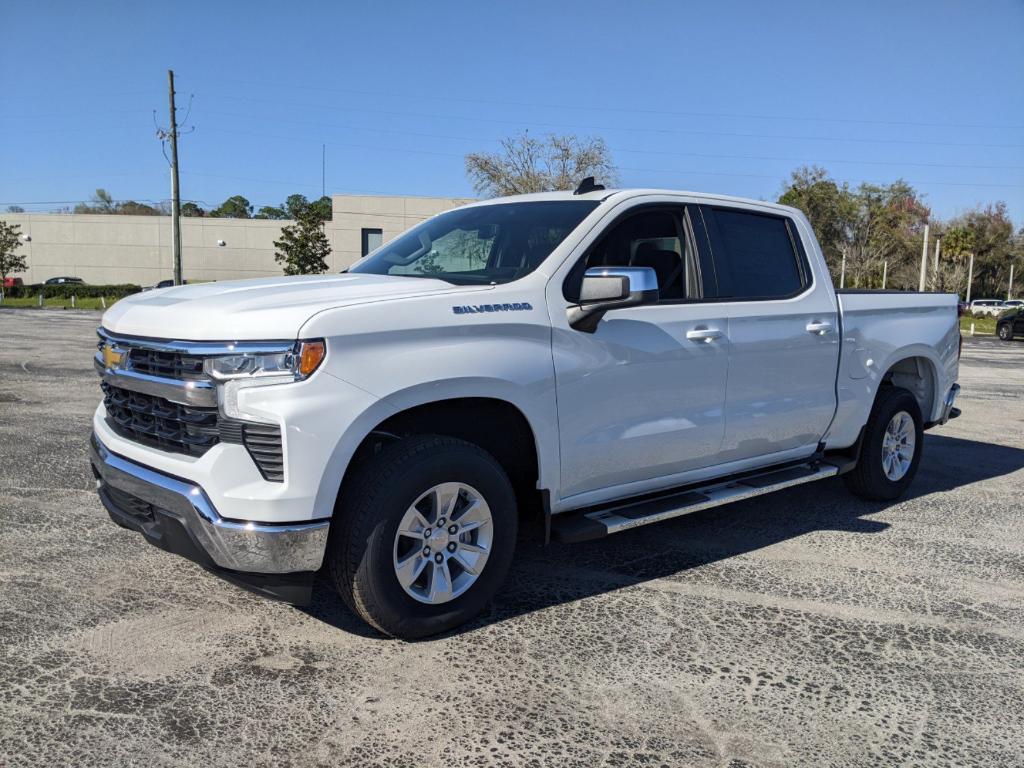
2;0;1022;223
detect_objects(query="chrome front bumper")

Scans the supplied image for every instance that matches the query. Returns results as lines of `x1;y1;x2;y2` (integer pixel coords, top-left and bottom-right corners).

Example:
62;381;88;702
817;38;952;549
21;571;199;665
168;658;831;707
90;434;329;575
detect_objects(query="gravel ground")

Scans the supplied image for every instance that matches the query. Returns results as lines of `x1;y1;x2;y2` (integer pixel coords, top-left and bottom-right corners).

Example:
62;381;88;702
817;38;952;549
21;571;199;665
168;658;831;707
1;308;1022;767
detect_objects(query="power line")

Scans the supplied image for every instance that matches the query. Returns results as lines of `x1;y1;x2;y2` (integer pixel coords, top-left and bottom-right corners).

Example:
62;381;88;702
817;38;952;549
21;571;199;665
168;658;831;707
197;77;1024;132
198;110;1024;172
192;128;1024;191
199;100;1024;150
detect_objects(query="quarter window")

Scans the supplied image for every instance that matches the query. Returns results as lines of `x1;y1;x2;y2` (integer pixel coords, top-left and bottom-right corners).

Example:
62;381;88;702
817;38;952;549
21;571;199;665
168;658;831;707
702;207;807;300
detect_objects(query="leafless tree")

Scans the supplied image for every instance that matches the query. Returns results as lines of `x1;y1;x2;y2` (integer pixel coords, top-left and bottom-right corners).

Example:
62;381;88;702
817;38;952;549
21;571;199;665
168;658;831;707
465;131;617;198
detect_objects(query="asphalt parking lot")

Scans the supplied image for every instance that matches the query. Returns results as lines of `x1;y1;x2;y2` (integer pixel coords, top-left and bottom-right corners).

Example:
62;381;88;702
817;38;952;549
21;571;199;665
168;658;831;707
1;308;1023;767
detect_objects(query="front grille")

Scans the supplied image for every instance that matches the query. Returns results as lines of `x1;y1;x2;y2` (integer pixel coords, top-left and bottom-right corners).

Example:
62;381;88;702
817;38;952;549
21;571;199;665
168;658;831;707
128;348;206;380
98;333;287;481
102;382;219;456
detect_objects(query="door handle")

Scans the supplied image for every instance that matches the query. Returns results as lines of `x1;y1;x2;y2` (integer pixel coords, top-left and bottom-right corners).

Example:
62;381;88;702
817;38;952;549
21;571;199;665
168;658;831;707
686;328;722;343
806;321;832;335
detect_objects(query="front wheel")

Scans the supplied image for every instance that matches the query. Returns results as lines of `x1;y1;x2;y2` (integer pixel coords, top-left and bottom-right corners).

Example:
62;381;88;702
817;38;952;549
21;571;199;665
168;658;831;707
328;435;517;639
998;323;1013;341
843;387;924;501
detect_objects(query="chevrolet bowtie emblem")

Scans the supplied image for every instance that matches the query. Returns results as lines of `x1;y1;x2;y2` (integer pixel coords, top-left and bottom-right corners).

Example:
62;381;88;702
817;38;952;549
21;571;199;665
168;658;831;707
102;344;125;370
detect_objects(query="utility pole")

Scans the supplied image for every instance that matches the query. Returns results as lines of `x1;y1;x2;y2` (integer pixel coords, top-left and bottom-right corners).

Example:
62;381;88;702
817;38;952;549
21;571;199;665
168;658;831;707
966;252;974;304
322;144;326;198
167;70;182;286
882;260;888;289
1009;263;1016;300
918;223;930;292
839;253;846;289
932;235;941;290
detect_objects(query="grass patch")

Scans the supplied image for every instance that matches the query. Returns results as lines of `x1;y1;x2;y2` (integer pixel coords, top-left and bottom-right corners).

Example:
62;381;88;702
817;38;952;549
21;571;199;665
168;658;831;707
0;296;114;310
960;315;997;335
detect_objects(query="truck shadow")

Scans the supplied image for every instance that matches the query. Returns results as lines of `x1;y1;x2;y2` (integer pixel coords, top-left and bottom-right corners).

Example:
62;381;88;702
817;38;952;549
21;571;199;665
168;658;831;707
301;433;1024;640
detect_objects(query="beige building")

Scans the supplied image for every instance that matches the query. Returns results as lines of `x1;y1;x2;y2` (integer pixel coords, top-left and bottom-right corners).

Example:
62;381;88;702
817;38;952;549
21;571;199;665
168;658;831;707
1;194;474;286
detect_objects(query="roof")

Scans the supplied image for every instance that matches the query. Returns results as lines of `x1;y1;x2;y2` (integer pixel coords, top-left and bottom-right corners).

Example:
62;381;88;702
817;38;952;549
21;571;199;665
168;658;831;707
461;188;800;216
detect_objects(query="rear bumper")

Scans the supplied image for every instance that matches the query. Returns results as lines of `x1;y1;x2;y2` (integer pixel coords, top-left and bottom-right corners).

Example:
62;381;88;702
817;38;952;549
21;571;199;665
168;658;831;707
926;383;961;429
90;433;329;603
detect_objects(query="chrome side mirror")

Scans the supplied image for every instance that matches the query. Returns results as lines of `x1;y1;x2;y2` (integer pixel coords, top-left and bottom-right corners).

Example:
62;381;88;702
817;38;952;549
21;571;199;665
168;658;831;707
568;266;659;332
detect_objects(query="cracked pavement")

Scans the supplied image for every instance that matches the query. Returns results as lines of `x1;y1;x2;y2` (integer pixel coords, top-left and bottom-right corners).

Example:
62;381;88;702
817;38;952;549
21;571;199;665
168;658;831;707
1;308;1023;767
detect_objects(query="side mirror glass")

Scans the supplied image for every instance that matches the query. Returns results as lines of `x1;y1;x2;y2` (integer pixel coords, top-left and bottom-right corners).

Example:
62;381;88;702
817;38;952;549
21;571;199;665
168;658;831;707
568;266;659;332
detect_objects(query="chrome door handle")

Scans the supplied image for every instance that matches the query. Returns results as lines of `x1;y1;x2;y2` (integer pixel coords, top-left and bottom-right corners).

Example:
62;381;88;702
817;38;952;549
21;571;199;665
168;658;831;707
806;321;832;335
686;328;722;343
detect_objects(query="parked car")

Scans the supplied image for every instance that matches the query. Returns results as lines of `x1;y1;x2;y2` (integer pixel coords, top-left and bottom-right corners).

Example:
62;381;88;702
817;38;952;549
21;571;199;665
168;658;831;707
90;184;962;639
44;276;84;285
968;299;1005;316
2;277;24;289
1001;299;1023;310
997;308;1023;341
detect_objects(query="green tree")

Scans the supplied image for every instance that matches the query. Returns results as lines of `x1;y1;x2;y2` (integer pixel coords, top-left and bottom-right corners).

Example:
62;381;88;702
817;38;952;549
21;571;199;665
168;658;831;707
6;205;24;213
778;166;855;277
116;200;162;216
74;188;115;214
255;194;332;221
209;195;253;219
72;189;162;215
779;167;931;290
465;131;617;197
254;205;288;220
274;208;331;275
0;221;28;284
945;203;1015;298
181;202;206;217
309;195;332;222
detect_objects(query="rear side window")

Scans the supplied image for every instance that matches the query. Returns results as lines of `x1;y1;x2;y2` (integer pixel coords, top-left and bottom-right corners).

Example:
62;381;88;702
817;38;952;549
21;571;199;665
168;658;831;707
700;207;808;300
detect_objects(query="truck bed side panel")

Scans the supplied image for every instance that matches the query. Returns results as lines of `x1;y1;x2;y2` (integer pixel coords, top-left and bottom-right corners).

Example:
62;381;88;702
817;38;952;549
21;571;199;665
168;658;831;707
826;291;959;450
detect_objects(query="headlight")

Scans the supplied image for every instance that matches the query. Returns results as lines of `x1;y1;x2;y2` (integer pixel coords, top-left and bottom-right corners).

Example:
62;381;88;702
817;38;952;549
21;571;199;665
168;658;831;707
203;340;326;382
207;340;326;424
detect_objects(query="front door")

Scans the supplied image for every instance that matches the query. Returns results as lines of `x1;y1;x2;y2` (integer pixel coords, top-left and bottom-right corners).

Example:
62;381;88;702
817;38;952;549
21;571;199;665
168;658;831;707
550;204;730;502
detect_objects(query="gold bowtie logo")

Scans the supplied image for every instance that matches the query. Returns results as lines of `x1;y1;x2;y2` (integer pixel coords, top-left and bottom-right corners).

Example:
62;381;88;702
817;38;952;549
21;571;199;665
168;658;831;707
102;344;124;369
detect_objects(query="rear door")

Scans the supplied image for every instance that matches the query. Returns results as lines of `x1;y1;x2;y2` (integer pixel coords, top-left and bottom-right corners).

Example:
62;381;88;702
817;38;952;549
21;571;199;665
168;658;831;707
698;204;840;463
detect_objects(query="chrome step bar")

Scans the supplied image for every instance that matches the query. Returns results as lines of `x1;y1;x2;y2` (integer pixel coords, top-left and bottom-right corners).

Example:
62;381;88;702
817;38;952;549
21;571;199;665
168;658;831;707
551;461;839;543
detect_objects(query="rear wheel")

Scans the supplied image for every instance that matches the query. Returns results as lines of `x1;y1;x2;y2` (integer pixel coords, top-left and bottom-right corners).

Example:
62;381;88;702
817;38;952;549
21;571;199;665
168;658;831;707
998;322;1013;341
844;387;923;501
328;435;517;639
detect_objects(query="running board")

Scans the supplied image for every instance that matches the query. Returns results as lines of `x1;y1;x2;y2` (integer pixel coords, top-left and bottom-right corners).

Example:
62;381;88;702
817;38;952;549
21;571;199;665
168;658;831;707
551;461;839;543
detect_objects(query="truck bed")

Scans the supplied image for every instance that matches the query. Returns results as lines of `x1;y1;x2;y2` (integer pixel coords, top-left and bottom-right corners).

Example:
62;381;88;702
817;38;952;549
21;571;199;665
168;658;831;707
825;290;960;450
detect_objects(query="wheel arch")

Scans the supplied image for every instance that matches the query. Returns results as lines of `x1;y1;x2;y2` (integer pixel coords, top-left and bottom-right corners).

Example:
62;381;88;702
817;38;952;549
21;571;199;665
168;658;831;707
878;352;939;422
313;380;556;528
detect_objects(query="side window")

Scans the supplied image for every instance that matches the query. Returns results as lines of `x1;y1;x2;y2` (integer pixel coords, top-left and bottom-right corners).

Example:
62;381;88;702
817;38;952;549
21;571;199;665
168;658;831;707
701;207;808;300
571;208;696;302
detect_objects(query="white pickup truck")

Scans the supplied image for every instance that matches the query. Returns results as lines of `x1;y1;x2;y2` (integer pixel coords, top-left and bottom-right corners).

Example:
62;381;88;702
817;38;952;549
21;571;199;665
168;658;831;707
91;183;962;638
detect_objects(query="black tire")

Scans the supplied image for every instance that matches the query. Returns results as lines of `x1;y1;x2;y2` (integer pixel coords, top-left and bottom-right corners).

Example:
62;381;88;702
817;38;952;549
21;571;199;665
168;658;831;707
328;435;517;640
843;386;924;501
998;323;1013;341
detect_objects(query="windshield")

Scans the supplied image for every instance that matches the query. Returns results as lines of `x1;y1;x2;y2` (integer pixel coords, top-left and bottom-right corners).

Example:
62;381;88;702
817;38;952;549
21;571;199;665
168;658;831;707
349;200;599;285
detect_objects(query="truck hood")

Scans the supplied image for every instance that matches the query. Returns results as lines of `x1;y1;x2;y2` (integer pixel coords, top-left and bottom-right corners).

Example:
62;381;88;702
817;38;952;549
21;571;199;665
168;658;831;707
101;273;486;340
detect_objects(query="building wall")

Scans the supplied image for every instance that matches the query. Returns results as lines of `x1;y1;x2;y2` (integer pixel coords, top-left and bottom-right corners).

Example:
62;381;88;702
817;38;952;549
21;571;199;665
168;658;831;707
0;194;474;286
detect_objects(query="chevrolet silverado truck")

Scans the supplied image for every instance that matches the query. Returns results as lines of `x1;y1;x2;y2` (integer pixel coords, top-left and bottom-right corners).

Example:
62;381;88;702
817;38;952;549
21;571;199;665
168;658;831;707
90;182;961;639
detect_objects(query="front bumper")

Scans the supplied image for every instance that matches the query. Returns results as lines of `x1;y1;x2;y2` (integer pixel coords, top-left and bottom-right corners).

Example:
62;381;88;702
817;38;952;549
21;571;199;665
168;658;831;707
90;433;330;603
